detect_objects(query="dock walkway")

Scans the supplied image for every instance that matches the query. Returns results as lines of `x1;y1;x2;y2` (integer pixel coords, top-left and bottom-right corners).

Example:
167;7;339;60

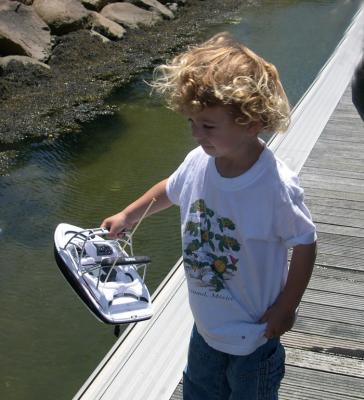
75;5;364;400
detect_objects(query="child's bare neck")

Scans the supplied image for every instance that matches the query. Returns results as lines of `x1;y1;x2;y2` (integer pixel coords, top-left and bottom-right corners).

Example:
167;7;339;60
215;141;265;178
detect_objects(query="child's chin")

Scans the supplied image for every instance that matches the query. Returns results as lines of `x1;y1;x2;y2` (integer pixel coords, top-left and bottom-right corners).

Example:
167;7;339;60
201;145;217;156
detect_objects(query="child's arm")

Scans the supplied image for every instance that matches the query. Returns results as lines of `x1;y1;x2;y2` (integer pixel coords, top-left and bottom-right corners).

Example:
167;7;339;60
101;179;173;238
260;241;317;339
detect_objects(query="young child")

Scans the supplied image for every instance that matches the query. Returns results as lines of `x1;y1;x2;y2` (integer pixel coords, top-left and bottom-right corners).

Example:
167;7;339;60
101;32;317;400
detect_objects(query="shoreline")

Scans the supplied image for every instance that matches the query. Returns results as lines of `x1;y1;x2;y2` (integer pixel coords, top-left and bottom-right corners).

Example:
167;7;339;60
0;0;259;174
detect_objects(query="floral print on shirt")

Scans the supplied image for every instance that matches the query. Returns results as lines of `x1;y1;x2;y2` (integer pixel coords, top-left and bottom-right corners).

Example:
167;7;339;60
183;199;241;292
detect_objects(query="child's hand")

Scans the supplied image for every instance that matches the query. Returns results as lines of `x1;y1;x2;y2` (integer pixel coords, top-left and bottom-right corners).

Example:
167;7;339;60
259;302;296;339
100;211;134;239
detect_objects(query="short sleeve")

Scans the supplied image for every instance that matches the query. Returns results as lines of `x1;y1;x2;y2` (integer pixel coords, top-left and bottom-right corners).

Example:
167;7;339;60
274;176;317;248
166;149;197;206
166;165;184;205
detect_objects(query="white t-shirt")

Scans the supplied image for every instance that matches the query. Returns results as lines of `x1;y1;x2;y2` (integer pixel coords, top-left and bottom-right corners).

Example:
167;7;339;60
166;145;317;355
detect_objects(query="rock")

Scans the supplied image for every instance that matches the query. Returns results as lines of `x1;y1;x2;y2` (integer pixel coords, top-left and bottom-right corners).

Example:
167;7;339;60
90;29;110;43
158;0;186;4
9;0;33;4
33;0;90;35
0;55;51;90
80;0;107;11
167;2;178;12
0;1;51;62
88;11;126;40
100;2;162;29
132;0;174;19
0;55;50;72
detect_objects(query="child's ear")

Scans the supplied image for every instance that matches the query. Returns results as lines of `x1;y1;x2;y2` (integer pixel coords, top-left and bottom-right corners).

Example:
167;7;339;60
246;121;263;136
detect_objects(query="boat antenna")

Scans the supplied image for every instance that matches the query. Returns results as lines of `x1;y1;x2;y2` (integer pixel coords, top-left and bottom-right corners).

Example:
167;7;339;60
122;197;156;251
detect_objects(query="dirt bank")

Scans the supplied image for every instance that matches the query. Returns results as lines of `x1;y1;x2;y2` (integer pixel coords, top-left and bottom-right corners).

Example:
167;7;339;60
0;0;260;172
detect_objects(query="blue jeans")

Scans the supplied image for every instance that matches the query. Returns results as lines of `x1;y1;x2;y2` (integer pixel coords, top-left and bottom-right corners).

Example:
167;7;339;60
183;325;285;400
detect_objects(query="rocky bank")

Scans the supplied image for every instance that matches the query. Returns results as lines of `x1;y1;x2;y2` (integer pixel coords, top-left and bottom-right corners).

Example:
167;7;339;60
0;0;259;172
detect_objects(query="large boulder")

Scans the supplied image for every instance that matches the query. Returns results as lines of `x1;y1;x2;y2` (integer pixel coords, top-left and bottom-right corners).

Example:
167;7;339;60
33;0;90;35
100;2;162;29
0;55;50;72
0;1;51;62
88;11;126;40
131;0;174;19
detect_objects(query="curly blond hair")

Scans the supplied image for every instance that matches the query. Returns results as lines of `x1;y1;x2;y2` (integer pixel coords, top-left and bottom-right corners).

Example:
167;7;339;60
151;32;290;133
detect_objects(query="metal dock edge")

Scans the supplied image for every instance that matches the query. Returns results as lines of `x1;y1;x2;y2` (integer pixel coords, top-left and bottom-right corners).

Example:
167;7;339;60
75;5;364;400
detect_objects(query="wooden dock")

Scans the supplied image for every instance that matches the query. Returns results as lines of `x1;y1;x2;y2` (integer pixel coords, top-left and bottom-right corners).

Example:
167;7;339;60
75;5;364;400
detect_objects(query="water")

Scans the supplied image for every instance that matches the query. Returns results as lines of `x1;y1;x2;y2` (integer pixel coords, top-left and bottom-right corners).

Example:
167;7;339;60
0;1;361;398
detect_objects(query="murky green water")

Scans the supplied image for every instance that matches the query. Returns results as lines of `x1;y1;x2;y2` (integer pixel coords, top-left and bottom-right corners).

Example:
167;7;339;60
0;1;361;398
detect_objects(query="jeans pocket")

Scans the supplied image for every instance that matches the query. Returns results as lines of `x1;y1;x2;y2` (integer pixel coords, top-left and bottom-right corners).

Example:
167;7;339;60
258;342;285;400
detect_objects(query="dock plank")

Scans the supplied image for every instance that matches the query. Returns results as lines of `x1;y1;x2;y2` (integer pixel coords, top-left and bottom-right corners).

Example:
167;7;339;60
302;288;364;310
281;331;364;359
282;366;364;399
315;223;364;239
280;385;361;400
314;252;364;271
293;316;364;343
285;348;364;378
306;197;364;213
299;301;364;326
311;213;364;229
302;165;364;180
315;231;364;249
313;265;364;283
304;187;364;203
308;275;364;297
300;176;364;195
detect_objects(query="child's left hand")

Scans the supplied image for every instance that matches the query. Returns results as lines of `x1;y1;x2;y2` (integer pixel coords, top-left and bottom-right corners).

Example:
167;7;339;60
259;302;296;339
260;242;317;338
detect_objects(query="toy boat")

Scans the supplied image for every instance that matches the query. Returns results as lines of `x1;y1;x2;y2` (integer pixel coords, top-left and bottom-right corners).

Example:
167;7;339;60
54;223;153;325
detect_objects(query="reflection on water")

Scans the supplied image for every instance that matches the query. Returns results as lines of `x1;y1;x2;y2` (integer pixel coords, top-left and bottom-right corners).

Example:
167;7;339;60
0;1;361;398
